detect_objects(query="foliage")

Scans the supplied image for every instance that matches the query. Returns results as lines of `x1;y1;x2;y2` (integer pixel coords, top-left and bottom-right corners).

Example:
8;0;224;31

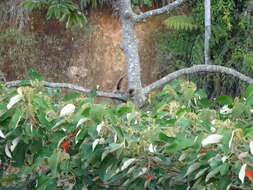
2;78;253;189
156;0;253;98
23;0;87;29
163;15;198;31
22;0;171;29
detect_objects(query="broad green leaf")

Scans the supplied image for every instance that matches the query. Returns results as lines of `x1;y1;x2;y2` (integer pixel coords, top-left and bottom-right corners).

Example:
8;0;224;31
232;103;246;118
9;110;23;129
205;165;222;182
89;105;105;122
33;96;50;109
159;132;175;143
246;94;253;106
215;95;233;105
34;175;56;190
244;84;253;98
27;71;43;81
63;93;81;101
49;151;61;177
167;135;195;152
220;163;230;176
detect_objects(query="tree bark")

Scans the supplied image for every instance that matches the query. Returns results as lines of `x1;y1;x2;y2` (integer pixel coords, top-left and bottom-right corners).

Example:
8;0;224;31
118;0;146;107
117;0;188;107
204;0;211;64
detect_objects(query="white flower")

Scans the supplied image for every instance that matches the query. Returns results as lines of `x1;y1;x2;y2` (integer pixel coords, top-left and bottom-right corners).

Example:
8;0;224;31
96;122;105;134
201;134;223;147
148;144;157;153
0;130;6;139
238;152;249;159
221;156;228;163
179;153;186;161
250;141;253;156
17;87;23;96
92;138;105;151
77;118;89;127
220;105;232;115
185;163;201;177
211;120;216;125
121;158;136;171
229;131;235;149
239;164;247;184
137;167;148;177
210;127;216;133
60;104;75;117
7;94;22;109
10;137;21;152
114;134;117;143
5;144;12;158
126;113;132;121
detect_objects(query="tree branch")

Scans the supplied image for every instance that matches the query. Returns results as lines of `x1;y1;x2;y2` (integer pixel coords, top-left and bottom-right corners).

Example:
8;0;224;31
135;0;187;22
227;185;253;190
143;65;253;94
5;80;128;102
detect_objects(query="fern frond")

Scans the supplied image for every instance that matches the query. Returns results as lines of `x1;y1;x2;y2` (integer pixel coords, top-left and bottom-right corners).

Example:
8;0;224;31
163;15;199;31
244;52;253;68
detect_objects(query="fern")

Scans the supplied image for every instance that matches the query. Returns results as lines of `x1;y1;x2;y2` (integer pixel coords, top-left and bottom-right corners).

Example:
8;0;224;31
244;52;253;69
163;15;199;31
191;35;204;65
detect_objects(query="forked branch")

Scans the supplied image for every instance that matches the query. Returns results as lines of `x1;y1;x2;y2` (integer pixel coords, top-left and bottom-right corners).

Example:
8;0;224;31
135;0;187;22
4;65;253;102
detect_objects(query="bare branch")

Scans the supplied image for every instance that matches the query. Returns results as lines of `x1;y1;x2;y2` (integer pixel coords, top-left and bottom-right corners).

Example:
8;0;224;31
5;80;128;101
135;0;187;23
227;185;253;190
143;65;253;94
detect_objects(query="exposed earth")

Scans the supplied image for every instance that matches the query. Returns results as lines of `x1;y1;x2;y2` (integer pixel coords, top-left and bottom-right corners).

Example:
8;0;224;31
1;7;168;96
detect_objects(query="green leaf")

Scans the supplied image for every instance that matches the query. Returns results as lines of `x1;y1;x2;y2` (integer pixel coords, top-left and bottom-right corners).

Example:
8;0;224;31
159;132;175;143
49;151;61;177
167;135;194;152
232;103;246;118
205;165;222;182
36;112;52;128
215;95;233;105
246;94;253;106
63;93;81;101
220;163;230;176
244;84;253;98
33;96;50;110
9;110;23;129
12;141;27;167
34;175;56;190
108;143;124;153
27;71;43;81
89;105;105;122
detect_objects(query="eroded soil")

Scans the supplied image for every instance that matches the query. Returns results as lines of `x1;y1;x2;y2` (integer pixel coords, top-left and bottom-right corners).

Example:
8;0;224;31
1;8;167;95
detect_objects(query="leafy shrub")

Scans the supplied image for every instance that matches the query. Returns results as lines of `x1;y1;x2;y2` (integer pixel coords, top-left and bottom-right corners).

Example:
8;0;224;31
1;79;253;189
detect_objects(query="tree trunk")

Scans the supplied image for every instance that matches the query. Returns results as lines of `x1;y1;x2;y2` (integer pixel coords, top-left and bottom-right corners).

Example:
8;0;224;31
204;0;211;64
118;0;146;107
